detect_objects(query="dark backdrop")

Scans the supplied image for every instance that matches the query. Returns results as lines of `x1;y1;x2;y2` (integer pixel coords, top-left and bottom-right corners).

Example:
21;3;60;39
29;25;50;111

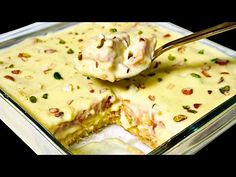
0;22;235;156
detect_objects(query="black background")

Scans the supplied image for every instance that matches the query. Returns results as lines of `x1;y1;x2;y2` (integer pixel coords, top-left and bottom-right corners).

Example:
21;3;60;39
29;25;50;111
0;1;235;156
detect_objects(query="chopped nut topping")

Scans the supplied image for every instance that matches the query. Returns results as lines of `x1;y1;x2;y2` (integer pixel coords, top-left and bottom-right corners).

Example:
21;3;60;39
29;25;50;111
193;103;202;109
198;49;204;54
90;89;95;93
49;108;59;114
163;34;171;38
182;105;190;110
18;53;31;58
152;103;157;109
67;48;74;54
11;70;21;74
42;67;52;74
152;61;161;69
59;39;66;44
97;38;105;48
211;58;229;65
157;78;163;82
220;72;229;75
208;90;213;94
173;115;187;122
177;46;186;53
138;31;143;35
54;72;63;80
182;88;193;95
128;51;133;59
44;49;57;54
42;93;48;99
78;52;83;60
29;96;37;103
139;38;145;42
201;70;211;77
148;95;155;101
67;100;74;105
33;38;43;43
219;85;230;95
187;109;198;113
190;73;201;78
218;76;224;84
168;54;176;61
109;28;117;33
54;112;64;117
4;75;15;81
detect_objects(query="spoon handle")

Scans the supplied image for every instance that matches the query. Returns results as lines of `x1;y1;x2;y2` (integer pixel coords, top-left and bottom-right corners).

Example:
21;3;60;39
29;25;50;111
152;22;236;61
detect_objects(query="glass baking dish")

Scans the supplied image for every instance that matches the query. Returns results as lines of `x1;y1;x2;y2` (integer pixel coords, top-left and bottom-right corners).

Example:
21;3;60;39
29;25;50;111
0;22;235;155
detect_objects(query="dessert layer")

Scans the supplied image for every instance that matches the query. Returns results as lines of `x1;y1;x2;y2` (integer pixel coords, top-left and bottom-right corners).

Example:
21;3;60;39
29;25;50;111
0;23;235;152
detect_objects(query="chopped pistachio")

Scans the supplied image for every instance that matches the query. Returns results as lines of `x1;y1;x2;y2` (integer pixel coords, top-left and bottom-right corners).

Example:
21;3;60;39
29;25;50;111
67;48;74;54
97;38;105;48
219;85;230;95
182;105;190;110
187;109;198;114
9;64;14;68
184;58;188;62
168;54;176;61
190;73;201;78
29;96;37;103
198;49;204;54
109;28;117;33
59;39;66;44
77;85;80;89
157;78;163;82
210;58;218;62
18;53;31;58
54;72;63;80
42;93;48;99
138;30;143;35
173;115;187;122
34;38;43;43
0;61;3;64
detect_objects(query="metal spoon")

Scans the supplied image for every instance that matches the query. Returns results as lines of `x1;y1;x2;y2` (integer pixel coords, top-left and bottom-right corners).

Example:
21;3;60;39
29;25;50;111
152;22;236;61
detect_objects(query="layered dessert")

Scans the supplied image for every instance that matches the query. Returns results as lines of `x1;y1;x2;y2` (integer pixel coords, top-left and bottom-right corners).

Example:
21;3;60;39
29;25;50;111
0;23;235;153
